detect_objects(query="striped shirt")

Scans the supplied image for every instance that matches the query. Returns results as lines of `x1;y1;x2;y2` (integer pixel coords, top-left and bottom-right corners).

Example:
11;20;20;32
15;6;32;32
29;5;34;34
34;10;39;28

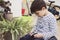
31;13;57;40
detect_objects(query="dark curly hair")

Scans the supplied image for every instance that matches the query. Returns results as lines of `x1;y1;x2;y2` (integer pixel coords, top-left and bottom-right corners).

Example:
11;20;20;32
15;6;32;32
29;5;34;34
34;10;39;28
30;0;47;13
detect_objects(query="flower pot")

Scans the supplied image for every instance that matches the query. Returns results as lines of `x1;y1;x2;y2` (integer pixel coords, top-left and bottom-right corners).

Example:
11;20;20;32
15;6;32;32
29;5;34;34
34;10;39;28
4;13;13;21
3;31;12;40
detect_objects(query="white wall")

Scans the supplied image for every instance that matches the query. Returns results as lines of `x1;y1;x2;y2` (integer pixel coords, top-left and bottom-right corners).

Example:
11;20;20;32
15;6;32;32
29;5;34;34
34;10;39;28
4;0;22;17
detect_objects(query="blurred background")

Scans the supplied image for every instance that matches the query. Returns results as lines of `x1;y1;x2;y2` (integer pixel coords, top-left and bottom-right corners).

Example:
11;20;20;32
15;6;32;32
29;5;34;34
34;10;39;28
0;0;60;40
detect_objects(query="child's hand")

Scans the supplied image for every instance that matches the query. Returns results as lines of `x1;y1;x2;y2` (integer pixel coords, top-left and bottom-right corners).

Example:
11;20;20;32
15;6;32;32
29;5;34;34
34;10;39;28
29;32;33;36
34;33;43;38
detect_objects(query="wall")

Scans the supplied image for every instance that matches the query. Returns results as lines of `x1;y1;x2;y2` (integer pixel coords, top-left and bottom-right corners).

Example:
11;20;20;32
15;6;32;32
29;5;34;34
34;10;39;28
4;0;22;17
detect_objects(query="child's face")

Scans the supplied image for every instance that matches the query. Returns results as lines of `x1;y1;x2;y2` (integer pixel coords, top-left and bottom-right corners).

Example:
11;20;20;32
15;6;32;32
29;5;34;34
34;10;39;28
35;7;46;17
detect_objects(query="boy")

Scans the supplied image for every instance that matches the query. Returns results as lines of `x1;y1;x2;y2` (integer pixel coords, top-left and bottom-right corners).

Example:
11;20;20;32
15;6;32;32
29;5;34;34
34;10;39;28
20;0;57;40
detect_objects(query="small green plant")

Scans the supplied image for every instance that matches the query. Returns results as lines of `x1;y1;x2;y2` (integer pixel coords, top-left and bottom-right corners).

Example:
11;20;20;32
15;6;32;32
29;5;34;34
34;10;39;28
0;16;32;40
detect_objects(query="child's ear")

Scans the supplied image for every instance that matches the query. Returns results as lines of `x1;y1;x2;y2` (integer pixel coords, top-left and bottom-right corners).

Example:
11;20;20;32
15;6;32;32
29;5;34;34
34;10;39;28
42;7;45;10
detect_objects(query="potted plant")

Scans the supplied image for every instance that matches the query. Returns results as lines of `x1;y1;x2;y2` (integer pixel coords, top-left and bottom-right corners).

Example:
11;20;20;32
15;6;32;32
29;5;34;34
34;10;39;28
0;16;32;40
3;1;13;21
0;0;13;21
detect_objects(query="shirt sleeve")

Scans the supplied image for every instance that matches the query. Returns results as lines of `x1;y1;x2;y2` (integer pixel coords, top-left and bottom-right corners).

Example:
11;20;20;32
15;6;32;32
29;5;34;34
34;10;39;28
30;25;37;33
30;18;44;34
30;17;39;34
42;17;57;39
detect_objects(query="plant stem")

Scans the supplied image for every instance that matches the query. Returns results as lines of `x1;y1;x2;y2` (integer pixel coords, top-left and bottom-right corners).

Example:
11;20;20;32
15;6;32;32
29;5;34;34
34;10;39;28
12;33;14;40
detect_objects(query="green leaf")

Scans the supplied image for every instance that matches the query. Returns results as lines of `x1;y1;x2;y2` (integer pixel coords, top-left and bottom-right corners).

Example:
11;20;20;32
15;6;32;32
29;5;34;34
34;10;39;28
15;29;19;35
